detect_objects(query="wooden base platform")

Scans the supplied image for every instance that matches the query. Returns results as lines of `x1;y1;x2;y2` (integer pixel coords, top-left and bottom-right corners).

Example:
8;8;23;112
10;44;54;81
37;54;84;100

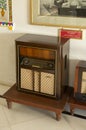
3;84;72;121
69;96;86;115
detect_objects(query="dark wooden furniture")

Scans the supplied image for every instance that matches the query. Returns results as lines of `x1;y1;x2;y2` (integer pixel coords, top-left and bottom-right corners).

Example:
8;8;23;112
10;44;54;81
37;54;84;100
3;34;70;120
15;34;69;99
69;60;86;115
69;96;86;115
3;84;71;120
74;61;86;102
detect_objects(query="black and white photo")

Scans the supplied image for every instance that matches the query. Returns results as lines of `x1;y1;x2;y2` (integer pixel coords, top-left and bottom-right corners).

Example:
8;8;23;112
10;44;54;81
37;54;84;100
31;0;86;28
40;0;86;17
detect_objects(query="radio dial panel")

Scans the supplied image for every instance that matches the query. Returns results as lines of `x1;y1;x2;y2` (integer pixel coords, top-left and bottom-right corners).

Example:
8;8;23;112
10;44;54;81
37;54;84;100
20;56;55;70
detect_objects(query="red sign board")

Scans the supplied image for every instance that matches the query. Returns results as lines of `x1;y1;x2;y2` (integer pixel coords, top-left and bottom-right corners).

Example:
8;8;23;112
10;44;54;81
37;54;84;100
60;29;82;39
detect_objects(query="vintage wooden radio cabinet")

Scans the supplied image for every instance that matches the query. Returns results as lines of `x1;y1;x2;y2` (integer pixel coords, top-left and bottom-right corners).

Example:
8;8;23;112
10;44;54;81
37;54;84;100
69;61;86;116
74;61;86;102
15;34;69;99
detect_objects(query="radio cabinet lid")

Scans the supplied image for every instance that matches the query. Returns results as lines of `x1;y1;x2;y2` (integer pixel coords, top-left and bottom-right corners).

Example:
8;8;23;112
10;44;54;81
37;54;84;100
77;61;86;68
15;34;69;49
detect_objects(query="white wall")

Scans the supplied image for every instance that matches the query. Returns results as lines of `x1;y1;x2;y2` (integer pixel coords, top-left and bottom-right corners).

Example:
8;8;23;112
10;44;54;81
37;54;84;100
0;0;86;86
0;0;57;35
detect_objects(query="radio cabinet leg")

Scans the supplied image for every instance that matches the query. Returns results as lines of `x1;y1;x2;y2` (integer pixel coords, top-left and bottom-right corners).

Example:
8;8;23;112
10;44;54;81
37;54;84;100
56;111;61;121
6;99;12;109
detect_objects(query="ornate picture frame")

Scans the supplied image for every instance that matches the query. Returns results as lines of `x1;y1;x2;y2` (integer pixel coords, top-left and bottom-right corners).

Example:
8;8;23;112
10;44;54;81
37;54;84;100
30;0;86;29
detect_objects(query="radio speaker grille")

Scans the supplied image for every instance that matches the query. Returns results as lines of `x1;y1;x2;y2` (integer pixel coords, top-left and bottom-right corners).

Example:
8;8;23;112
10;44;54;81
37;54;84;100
20;68;33;90
40;72;55;95
20;68;55;97
81;72;86;93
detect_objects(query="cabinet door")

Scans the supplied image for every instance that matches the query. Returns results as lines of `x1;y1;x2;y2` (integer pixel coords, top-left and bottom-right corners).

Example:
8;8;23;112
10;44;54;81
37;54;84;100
40;72;55;95
20;68;33;90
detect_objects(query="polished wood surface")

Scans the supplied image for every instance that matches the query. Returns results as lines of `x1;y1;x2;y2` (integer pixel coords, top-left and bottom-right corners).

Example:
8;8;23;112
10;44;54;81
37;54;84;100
20;47;55;60
3;84;71;120
74;60;86;95
16;34;69;99
69;60;86;115
69;95;86;115
15;34;69;48
5;34;70;120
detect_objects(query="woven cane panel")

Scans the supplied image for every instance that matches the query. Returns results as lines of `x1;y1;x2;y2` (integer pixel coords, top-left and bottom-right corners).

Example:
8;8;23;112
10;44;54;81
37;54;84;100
34;71;39;92
82;72;86;80
40;72;54;95
21;68;33;90
81;81;86;93
81;72;86;93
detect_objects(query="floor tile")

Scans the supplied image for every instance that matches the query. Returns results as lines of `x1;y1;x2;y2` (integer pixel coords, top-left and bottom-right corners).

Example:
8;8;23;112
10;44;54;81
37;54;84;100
0;84;86;130
0;126;11;130
0;98;7;107
11;115;73;130
0;105;9;127
0;84;10;96
63;114;86;130
3;102;54;125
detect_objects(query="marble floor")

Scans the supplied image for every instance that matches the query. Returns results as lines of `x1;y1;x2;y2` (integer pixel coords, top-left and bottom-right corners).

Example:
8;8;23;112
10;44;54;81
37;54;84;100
0;84;86;130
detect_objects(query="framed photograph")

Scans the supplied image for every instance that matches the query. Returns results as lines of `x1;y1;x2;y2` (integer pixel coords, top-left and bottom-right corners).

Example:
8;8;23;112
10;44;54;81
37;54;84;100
0;0;12;27
30;0;86;28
